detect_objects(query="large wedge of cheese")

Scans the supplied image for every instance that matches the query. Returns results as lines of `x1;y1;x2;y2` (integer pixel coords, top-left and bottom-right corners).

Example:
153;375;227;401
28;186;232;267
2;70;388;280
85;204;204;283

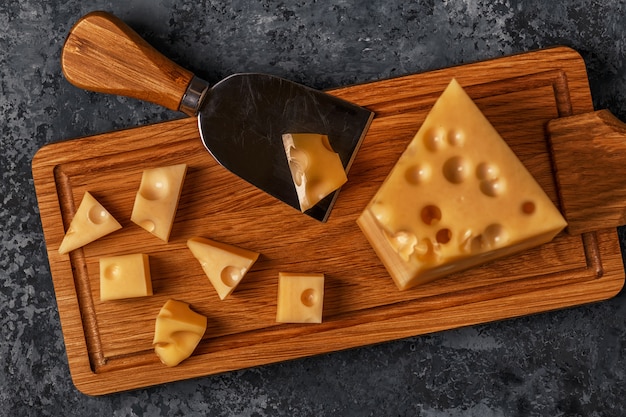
131;163;187;242
282;133;347;212
358;79;567;291
187;237;259;300
58;191;122;254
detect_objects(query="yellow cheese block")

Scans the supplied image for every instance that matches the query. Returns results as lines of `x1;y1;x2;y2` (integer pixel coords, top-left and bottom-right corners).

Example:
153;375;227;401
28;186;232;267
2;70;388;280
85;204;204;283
58;191;122;254
131;163;187;242
153;299;207;367
187;237;259;300
357;79;567;291
282;133;348;212
99;253;153;301
276;272;324;324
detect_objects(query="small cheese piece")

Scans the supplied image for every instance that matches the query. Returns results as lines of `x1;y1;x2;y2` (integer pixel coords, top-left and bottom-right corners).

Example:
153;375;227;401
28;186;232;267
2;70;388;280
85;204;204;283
99;253;153;301
187;237;259;300
357;79;567;291
276;272;324;324
153;299;207;367
58;191;122;254
282;133;348;212
131;163;187;242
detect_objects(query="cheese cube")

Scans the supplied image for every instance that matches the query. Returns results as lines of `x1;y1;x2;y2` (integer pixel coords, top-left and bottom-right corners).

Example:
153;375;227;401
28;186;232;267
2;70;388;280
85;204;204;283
187;237;259;300
153;299;207;367
276;272;324;324
99;253;153;301
282;133;347;212
131;164;187;242
357;79;567;291
58;191;122;254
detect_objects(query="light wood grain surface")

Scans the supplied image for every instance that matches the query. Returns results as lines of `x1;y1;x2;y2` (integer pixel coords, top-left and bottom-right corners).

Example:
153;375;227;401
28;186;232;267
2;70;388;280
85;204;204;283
32;46;625;395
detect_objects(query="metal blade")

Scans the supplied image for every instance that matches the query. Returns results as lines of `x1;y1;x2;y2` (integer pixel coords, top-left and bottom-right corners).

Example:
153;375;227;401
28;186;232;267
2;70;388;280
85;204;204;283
197;73;374;221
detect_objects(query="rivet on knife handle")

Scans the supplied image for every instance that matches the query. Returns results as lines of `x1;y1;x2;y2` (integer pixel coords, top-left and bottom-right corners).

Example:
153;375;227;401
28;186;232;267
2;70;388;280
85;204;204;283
61;10;204;114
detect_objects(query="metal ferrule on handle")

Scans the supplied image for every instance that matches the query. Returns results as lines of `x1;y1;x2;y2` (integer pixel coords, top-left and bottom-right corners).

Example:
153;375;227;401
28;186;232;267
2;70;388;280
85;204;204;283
179;76;210;117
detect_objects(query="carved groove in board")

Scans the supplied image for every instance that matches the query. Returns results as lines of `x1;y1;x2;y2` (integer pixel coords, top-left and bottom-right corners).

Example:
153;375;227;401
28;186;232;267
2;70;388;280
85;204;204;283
546;69;573;215
552;71;574;117
368;70;569;118
463;70;568;101
582;233;604;278
53;165;74;229
69;248;105;370
542;68;604;277
54;165;106;371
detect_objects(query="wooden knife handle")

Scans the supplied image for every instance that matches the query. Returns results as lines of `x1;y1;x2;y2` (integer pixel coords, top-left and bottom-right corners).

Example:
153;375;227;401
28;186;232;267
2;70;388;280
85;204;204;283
61;11;194;112
548;109;626;235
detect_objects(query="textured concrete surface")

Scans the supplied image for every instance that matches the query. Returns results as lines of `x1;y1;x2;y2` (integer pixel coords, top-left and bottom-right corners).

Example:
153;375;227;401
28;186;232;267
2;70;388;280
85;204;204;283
2;0;626;416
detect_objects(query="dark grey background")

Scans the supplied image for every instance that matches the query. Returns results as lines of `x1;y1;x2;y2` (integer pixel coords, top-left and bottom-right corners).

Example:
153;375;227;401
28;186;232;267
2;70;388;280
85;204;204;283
2;1;626;416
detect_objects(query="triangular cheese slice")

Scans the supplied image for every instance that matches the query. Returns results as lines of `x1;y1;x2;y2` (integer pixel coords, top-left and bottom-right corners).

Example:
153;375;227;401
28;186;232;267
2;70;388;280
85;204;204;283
58;191;122;254
187;237;259;300
357;79;567;290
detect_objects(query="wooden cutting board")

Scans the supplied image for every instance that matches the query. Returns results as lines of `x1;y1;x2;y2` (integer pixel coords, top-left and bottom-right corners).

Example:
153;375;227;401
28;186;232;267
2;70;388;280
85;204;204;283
32;46;625;396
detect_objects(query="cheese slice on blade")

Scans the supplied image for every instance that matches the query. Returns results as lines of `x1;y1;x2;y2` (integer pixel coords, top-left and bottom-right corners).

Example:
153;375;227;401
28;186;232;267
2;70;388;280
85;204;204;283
153;299;207;367
282;133;348;212
131;163;187;242
357;79;567;291
58;191;122;254
187;237;259;300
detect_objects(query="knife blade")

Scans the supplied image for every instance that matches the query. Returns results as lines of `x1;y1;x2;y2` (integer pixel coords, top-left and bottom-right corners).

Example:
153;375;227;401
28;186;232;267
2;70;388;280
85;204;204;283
61;11;374;221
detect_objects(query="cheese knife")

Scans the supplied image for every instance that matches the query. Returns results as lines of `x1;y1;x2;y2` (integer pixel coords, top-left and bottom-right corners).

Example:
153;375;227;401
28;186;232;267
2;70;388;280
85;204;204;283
61;11;374;221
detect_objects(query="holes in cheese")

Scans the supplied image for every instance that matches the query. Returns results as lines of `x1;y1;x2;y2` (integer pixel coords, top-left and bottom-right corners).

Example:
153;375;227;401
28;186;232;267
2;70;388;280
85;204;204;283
99;253;153;301
153;299;207;367
186;237;259;300
282;133;347;212
131;163;187;242
357;78;567;291
58;191;122;254
276;272;324;324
